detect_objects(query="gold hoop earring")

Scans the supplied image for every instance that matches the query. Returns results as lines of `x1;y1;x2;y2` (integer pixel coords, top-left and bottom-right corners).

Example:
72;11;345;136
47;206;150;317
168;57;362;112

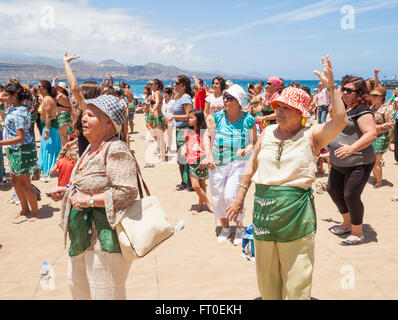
302;117;307;126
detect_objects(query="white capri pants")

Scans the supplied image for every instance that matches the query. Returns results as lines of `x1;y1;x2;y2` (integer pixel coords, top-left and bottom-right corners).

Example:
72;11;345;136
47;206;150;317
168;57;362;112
209;160;248;221
67;251;132;300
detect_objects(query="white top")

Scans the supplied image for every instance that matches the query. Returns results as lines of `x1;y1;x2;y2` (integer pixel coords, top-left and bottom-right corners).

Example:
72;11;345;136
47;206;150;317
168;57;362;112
252;125;317;190
162;98;176;117
205;94;224;116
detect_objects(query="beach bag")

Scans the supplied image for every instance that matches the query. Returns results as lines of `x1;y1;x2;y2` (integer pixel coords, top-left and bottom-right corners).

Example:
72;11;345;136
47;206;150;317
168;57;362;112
116;155;175;261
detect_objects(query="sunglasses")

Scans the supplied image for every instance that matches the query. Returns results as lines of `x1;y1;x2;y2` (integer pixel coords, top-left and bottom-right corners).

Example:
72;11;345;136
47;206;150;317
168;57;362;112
37;85;43;88
266;82;274;86
342;87;359;94
174;82;181;86
223;94;235;102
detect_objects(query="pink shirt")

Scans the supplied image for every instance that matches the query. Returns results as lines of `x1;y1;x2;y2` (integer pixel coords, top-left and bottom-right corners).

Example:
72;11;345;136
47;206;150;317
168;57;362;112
185;129;206;165
317;88;330;106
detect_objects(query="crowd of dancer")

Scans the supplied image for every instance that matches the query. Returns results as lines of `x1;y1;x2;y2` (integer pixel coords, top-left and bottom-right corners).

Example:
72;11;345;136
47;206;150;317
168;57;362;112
0;52;398;300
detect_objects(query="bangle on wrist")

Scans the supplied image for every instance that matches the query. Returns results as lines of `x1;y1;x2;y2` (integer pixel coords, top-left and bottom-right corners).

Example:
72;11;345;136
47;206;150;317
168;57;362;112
239;184;249;191
327;84;338;90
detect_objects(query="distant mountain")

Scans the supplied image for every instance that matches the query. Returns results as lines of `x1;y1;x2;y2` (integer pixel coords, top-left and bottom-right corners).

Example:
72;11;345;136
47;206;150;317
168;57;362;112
0;55;265;82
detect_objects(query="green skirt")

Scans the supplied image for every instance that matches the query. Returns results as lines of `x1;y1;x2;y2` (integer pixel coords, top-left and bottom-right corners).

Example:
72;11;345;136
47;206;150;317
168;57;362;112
145;112;154;123
189;162;209;180
56;112;71;128
154;115;166;130
372;132;390;155
7;144;37;176
128;103;136;115
253;185;317;243
68;207;121;257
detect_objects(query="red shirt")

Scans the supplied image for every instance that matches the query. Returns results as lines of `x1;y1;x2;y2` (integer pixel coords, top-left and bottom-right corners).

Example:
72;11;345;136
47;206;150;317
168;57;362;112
195;87;206;111
185;129;206;165
56;158;77;187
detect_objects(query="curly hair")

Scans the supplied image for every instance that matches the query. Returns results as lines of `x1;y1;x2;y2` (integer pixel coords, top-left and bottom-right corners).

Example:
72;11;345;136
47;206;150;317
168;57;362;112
341;76;371;107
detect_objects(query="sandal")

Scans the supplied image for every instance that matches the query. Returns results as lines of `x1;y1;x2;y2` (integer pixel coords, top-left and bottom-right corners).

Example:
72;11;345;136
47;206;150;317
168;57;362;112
329;225;352;235
315;182;323;194
341;235;365;245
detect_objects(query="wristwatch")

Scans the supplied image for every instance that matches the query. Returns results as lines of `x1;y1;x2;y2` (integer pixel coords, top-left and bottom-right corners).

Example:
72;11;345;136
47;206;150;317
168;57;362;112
88;197;95;208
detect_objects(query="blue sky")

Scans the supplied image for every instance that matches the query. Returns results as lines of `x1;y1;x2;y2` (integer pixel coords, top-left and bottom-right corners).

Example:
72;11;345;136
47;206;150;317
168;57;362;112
1;0;397;79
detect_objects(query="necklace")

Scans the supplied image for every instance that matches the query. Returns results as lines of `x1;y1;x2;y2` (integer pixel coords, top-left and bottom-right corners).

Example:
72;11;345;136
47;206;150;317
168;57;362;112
77;136;116;173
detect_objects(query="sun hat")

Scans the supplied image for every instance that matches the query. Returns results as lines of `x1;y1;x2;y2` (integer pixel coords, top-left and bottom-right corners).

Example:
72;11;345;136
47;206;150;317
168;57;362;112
84;94;126;133
57;82;68;90
224;84;246;107
370;87;386;97
270;87;311;118
267;76;282;90
226;80;234;87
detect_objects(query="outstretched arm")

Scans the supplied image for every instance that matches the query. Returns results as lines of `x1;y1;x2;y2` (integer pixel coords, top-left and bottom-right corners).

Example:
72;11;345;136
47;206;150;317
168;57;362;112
63;53;86;111
311;55;348;155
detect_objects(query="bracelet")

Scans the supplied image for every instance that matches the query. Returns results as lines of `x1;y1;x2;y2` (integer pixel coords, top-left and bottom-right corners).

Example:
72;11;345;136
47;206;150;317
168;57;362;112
239;184;249;191
327;84;338;90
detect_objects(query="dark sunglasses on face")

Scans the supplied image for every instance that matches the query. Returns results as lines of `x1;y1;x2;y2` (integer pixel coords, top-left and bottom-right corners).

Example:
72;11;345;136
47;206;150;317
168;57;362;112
174;82;181;86
223;94;235;102
266;82;274;86
342;87;359;94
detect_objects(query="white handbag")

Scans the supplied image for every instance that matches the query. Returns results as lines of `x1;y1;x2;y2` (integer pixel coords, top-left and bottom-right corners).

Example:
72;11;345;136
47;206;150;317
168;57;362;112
116;156;175;261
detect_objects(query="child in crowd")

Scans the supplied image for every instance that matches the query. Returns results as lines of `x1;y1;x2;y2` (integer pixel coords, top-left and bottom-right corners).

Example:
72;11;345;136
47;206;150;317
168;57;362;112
181;110;214;215
50;146;78;187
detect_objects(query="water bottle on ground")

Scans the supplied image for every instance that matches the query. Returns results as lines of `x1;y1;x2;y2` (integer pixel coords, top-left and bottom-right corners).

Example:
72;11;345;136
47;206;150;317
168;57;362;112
174;220;185;232
40;261;51;280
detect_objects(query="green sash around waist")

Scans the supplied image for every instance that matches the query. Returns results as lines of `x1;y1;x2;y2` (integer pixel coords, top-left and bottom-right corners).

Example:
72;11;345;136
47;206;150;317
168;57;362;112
253;185;317;243
41;119;59;129
68;207;121;257
7;143;37;175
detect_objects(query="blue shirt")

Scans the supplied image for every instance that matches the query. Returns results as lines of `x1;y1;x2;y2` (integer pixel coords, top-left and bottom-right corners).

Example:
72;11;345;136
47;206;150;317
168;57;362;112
4;106;34;150
212;110;256;166
173;94;193;128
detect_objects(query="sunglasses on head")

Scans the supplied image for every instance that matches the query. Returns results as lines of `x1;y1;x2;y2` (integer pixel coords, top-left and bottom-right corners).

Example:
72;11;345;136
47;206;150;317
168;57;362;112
342;87;359;94
223;94;235;102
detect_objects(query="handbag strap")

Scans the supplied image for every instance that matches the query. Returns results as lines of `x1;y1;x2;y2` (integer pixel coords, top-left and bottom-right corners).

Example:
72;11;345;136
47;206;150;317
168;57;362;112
131;153;151;199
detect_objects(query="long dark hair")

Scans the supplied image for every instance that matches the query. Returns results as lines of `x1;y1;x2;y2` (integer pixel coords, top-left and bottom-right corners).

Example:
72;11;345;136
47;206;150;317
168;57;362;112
152;79;164;91
212;76;226;92
177;75;194;98
189;110;207;134
341;76;371;107
39;80;57;98
4;79;31;105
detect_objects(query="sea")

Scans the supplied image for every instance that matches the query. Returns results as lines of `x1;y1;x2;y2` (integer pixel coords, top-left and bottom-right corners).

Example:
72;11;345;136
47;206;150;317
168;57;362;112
122;79;395;102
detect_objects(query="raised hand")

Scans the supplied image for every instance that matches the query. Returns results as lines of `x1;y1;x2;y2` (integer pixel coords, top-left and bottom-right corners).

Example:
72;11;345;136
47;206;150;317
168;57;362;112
313;55;335;89
63;52;80;64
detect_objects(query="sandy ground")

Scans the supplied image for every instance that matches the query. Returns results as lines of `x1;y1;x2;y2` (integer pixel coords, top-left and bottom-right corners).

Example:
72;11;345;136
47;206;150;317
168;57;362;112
0;113;398;300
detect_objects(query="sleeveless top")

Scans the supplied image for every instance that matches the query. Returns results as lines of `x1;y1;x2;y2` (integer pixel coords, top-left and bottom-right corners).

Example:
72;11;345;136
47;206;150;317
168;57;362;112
252;124;317;190
329;104;376;168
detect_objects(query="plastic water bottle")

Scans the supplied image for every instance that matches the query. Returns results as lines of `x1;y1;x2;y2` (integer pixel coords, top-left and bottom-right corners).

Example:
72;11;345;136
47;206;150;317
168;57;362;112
40;261;51;280
174;220;185;232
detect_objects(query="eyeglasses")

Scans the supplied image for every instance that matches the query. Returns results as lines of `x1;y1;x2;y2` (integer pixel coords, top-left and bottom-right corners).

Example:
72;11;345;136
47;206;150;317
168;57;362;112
174;82;181;86
342;87;359;94
223;94;235;102
266;82;274;86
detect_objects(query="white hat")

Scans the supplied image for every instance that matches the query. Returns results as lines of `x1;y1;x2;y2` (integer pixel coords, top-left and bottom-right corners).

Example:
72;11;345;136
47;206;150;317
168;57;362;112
224;84;246;107
226;80;234;87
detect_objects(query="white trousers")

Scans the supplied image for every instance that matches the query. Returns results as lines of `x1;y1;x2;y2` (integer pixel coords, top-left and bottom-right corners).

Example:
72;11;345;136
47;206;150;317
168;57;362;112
209;160;248;221
67;251;132;300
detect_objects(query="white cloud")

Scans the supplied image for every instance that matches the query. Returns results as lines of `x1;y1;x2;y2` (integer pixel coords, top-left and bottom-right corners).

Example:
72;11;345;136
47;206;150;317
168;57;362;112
234;2;248;9
0;0;204;67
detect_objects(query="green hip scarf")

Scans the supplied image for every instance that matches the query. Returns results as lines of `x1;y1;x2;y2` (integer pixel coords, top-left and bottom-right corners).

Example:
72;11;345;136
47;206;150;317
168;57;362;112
253;185;317;243
128;103;136;115
56;112;71;128
145;112;154;123
154;115;166;130
189;162;209;180
7;143;37;176
68;207;121;257
41;119;59;130
372;132;390;155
